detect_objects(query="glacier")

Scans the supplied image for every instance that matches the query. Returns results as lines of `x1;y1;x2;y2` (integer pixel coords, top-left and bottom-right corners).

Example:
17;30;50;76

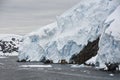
96;5;120;68
18;0;120;63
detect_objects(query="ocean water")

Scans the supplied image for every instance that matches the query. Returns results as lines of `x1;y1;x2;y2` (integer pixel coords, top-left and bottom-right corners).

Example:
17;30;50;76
0;0;80;35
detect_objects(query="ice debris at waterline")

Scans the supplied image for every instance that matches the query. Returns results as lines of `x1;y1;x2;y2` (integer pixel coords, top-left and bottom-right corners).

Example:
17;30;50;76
18;0;120;63
20;65;52;68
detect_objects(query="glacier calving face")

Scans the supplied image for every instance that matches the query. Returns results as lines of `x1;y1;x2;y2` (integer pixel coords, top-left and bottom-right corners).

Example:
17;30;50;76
18;0;120;63
18;35;45;61
96;6;120;67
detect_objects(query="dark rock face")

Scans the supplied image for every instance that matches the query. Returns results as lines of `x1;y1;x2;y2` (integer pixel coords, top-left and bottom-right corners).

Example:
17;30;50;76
40;57;53;64
58;59;68;64
17;59;26;62
70;37;99;64
105;63;119;71
0;38;21;53
44;59;53;64
40;57;46;63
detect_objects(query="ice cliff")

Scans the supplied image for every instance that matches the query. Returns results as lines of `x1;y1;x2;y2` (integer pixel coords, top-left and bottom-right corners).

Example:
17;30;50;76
18;0;120;63
96;5;120;68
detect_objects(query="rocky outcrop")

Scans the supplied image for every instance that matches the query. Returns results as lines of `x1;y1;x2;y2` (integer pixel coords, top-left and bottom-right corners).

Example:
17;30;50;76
70;37;99;64
0;38;21;53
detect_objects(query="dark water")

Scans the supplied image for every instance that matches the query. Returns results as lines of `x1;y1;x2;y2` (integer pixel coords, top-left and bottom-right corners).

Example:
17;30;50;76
0;56;120;80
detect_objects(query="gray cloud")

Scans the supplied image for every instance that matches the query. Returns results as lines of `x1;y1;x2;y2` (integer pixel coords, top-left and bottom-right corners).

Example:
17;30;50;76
0;0;80;35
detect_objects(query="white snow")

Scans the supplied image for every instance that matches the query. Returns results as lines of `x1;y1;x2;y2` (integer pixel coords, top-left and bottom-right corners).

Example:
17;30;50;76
18;0;120;63
105;6;120;41
20;65;52;68
0;34;22;41
97;6;120;68
85;55;98;65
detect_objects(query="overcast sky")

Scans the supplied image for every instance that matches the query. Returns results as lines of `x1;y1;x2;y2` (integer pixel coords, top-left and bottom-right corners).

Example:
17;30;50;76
0;0;80;35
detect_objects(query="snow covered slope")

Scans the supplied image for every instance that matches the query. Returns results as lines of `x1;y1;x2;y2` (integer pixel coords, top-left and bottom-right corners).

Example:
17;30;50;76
0;34;22;41
18;0;120;63
96;6;120;68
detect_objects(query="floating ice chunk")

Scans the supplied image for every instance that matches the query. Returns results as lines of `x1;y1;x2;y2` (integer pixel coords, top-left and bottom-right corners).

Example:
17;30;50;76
71;64;85;68
109;74;114;77
20;65;52;68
